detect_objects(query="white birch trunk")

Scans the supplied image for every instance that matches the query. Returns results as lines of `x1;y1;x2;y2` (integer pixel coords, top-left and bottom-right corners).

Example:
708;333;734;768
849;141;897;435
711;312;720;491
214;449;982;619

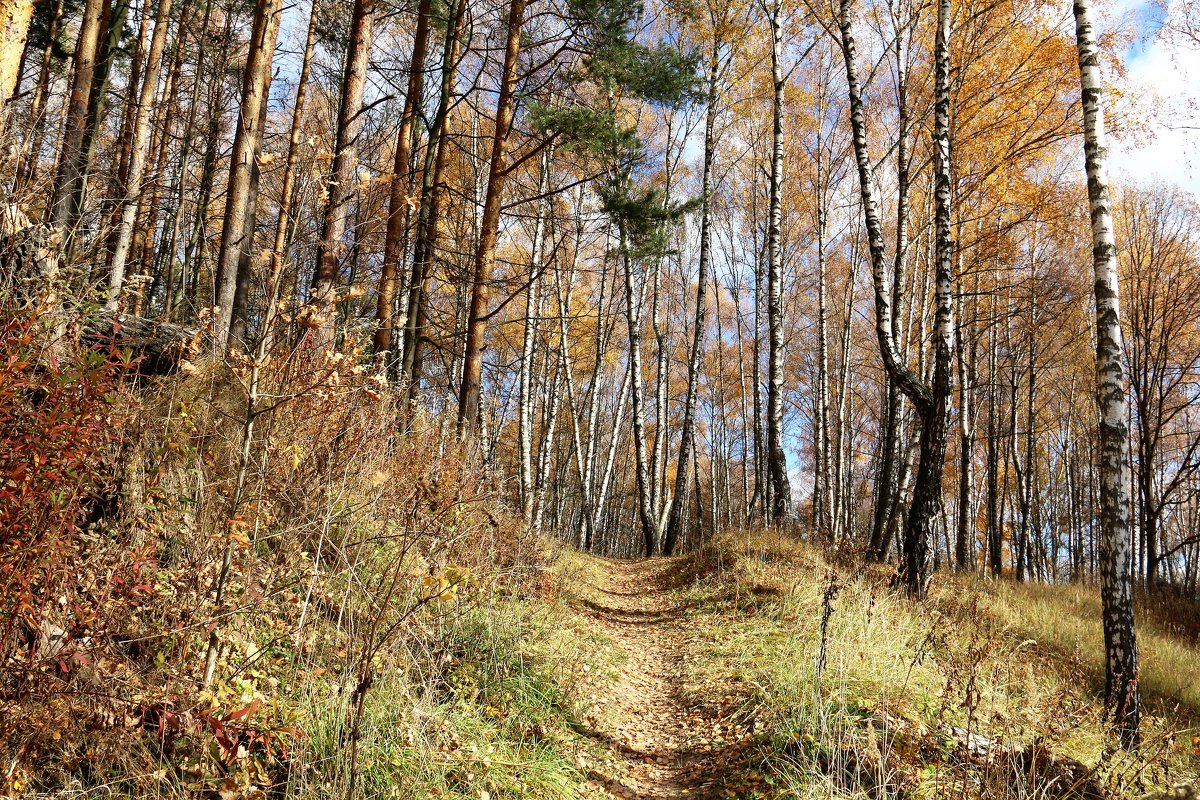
1072;0;1139;745
765;0;792;521
519;151;550;526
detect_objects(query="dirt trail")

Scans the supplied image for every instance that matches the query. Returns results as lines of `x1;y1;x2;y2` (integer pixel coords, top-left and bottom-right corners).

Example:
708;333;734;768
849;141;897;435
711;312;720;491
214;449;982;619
576;558;717;800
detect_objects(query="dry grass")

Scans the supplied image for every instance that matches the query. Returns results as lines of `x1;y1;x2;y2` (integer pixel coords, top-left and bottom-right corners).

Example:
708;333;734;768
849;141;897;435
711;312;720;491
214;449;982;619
673;530;1200;799
0;341;606;799
976;579;1200;717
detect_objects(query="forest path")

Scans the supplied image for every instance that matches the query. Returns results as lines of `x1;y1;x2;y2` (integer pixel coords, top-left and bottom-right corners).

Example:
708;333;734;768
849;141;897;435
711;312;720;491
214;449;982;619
575;557;740;800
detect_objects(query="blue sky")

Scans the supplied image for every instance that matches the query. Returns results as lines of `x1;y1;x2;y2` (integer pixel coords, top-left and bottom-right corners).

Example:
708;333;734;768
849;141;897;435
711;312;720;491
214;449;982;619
1106;0;1200;193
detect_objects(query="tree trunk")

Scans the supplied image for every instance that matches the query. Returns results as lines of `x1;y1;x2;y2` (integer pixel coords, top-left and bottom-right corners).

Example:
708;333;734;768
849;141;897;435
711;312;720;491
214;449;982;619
457;0;527;435
401;0;465;401
311;0;375;330
765;0;792;523
72;0;126;263
374;0;431;360
259;0;318;352
227;88;273;347
619;222;658;557
833;251;856;542
896;0;954;598
519;150;550;524
533;345;564;538
0;0;35;115
594;368;631;548
663;36;719;555
106;0;174;309
1072;0;1139;746
814;137;832;540
13;0;63;190
129;56;179;316
839;0;952;598
955;278;978;571
211;0;282;346
869;19;910;561
49;0;107;247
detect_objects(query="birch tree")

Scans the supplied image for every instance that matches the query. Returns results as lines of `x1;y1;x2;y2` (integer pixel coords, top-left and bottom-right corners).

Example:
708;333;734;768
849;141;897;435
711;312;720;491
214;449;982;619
838;0;955;597
663;1;728;555
764;0;791;523
1072;0;1139;745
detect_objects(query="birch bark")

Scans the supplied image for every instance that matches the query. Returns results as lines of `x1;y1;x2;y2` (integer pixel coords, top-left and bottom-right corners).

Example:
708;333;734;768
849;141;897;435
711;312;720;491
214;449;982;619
1072;0;1139;745
664;33;720;555
765;0;792;522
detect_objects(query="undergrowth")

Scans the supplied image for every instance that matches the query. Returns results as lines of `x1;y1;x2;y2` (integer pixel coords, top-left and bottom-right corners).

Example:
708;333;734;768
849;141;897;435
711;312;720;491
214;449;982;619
5;302;1198;800
0;306;605;799
671;530;1200;800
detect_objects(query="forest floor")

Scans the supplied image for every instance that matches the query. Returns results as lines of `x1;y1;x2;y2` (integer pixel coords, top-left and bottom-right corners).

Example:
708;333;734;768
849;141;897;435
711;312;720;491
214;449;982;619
557;535;1200;800
572;557;761;800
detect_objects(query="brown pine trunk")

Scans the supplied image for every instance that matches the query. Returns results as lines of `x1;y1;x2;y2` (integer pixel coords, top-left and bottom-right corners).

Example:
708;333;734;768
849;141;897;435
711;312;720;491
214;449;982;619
260;0;319;351
49;0;107;244
373;0;431;360
401;0;466;405
310;0;375;337
456;0;526;436
13;0;63;190
227;88;272;347
129;57;180;316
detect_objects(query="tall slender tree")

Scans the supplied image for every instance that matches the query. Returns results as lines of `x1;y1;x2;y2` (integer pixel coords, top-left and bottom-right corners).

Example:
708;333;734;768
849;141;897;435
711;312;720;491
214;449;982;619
1072;0;1139;746
49;0;107;247
764;0;791;523
839;0;955;597
311;0;375;331
106;0;174;309
663;4;726;555
458;0;528;435
374;0;432;361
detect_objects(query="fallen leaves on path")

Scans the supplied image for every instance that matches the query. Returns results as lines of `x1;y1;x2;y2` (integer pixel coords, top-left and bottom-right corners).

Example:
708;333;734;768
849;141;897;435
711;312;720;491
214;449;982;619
574;559;768;800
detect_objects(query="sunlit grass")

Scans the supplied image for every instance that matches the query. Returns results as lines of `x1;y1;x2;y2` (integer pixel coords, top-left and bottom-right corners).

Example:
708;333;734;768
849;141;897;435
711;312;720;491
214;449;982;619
978;578;1200;715
674;530;1200;799
284;546;618;799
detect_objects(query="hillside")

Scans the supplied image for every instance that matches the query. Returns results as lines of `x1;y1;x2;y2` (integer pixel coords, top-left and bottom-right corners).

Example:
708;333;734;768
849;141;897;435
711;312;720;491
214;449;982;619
4;0;1200;788
1;326;1196;798
556;537;1200;798
14;458;1200;800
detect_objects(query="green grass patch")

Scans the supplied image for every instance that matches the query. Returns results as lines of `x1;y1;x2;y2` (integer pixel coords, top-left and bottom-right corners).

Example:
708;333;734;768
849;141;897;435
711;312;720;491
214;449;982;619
674;531;1200;799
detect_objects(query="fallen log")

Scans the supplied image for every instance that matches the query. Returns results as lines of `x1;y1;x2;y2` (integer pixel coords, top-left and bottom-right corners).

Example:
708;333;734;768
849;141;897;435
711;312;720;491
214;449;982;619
82;311;203;376
3;209;204;376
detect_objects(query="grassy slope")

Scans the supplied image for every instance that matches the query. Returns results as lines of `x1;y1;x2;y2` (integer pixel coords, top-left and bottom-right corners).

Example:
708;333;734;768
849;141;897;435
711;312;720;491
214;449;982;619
12;519;1197;798
350;531;1200;799
651;531;1200;799
289;590;602;798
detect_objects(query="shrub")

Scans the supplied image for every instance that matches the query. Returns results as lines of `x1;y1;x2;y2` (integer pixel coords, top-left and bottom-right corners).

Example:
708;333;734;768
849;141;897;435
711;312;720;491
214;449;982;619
0;308;133;661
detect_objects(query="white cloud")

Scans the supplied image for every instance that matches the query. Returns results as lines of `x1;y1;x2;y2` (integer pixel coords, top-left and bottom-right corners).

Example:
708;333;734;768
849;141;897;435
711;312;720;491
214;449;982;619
1106;0;1200;193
